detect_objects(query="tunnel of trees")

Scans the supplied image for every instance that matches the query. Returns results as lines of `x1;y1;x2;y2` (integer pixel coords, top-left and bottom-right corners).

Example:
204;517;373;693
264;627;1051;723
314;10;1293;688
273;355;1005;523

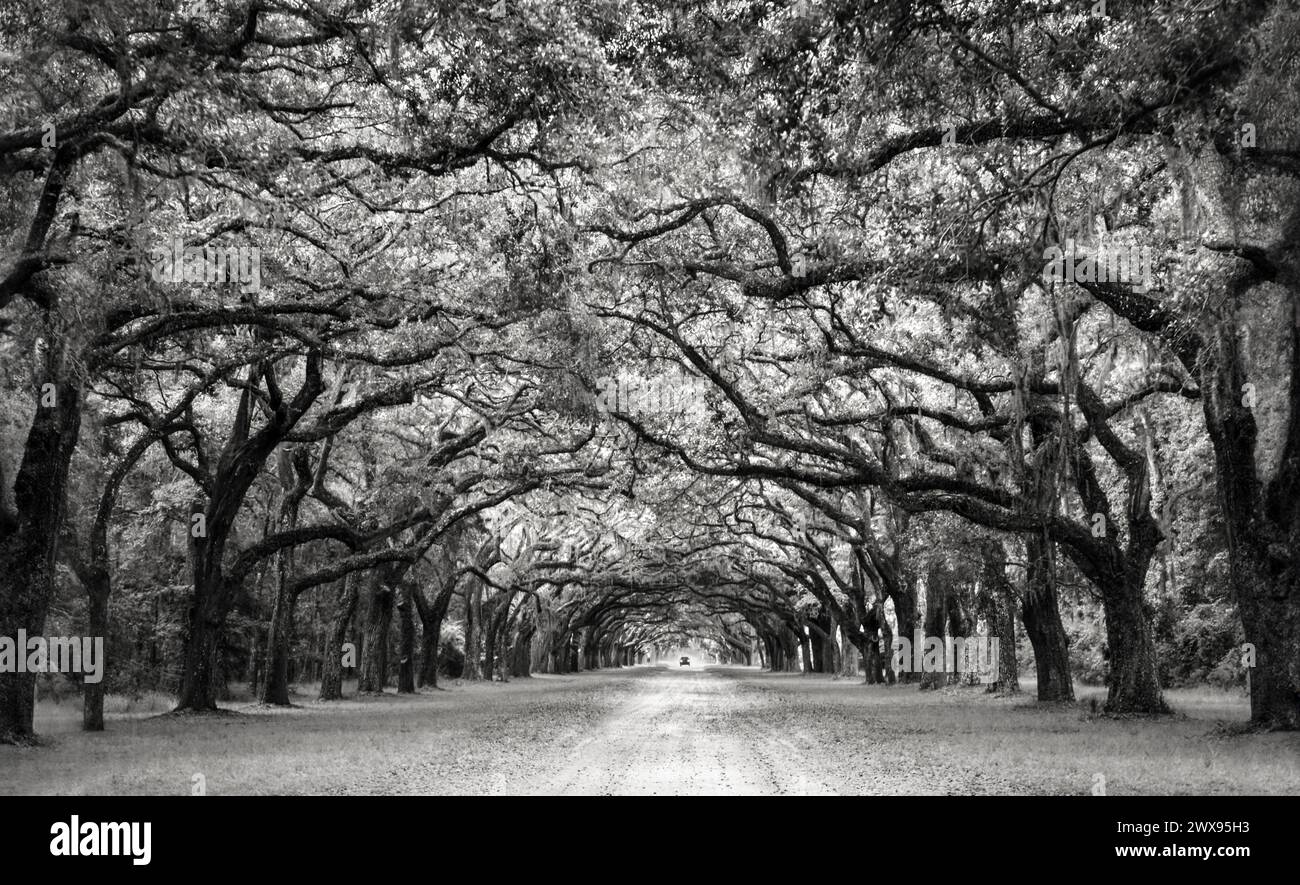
1;0;1297;745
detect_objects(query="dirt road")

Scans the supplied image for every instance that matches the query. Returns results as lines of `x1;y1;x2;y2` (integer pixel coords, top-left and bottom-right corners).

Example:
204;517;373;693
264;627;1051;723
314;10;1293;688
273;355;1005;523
534;666;838;795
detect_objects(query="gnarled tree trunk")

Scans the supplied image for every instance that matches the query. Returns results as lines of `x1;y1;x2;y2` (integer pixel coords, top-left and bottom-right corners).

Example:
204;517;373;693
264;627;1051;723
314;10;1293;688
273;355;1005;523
397;582;417;694
319;575;359;701
259;557;297;706
176;353;324;712
462;579;484;680
979;540;1020;695
82;578;109;731
0;371;82;743
356;573;392;694
1022;535;1074;702
416;576;456;689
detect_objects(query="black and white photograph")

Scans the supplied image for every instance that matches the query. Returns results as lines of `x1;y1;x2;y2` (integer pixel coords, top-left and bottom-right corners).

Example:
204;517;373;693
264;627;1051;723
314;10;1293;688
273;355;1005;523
0;0;1296;855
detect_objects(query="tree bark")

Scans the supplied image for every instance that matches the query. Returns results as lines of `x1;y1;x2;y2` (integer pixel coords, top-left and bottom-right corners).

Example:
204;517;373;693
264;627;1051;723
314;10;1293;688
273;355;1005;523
797;623;813;674
889;579;919;684
259;555;296;705
918;564;948;690
397;582;416;694
319;575;359;701
0;372;82;743
840;627;859;677
979;540;1020;695
1022;535;1074;702
510;621;534;678
945;574;975;686
175;564;231;711
356;572;392;694
82;581;109;731
1198;292;1300;728
462;579;484;680
416;579;456;689
878;604;896;685
863;605;884;684
483;590;515;681
1099;567;1167;714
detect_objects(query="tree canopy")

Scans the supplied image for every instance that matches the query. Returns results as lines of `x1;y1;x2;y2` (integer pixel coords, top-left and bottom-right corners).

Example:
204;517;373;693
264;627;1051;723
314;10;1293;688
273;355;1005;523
1;0;1297;742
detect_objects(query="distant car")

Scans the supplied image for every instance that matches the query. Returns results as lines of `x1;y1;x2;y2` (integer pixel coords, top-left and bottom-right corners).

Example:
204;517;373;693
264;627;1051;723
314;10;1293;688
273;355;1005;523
679;656;690;666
